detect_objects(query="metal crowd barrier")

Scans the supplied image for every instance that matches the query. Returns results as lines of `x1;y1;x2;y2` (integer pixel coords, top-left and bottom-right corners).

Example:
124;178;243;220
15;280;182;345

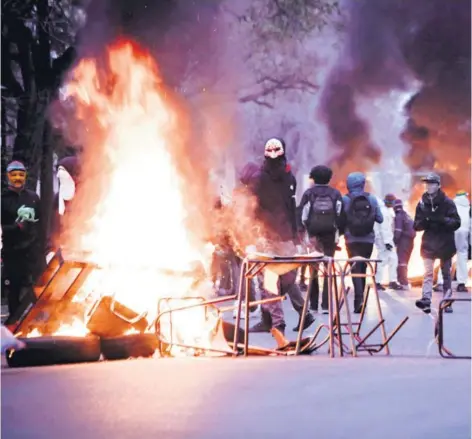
436;297;471;360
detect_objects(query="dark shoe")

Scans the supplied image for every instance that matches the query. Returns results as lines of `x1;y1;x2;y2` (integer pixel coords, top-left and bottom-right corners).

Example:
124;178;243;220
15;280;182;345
457;283;468;293
292;313;315;331
444;306;453;313
321;308;329;315
249;320;272;333
389;282;402;290
415;297;431;314
376;283;386;291
353;305;363;314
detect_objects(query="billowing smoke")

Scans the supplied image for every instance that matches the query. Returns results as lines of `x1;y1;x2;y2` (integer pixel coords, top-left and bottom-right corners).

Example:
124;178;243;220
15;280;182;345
319;0;471;193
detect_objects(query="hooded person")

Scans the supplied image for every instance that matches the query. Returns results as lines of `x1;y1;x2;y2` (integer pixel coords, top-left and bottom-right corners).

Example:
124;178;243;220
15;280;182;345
452;190;471;292
298;165;346;313
1;160;42;321
374;194;401;291
393;199;416;289
249;138;315;336
413;173;461;313
342;172;383;312
47;156;80;255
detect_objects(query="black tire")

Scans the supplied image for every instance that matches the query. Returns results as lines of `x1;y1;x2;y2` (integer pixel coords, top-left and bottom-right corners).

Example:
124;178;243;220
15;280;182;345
6;335;101;368
100;333;159;361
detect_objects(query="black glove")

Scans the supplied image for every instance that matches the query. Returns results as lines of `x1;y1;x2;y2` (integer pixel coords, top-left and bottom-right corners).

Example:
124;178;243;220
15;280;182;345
385;243;393;251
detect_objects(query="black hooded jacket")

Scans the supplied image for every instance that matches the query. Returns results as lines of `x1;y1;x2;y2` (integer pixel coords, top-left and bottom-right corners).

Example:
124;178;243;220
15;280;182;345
413;190;461;260
254;158;298;242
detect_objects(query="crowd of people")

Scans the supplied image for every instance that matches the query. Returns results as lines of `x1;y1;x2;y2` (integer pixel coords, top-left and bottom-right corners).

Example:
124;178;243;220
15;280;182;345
1;137;471;336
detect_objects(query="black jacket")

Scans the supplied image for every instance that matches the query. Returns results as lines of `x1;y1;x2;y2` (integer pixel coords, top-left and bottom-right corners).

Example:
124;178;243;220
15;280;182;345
254;159;298;242
298;184;346;238
413;190;461;260
1;187;41;254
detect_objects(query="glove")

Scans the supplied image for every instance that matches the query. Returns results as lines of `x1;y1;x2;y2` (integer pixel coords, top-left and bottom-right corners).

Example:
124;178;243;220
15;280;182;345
385;243;393;251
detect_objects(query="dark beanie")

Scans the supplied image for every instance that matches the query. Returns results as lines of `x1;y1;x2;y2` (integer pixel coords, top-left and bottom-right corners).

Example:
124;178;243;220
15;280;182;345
393;199;403;209
384;193;396;206
309;165;333;185
57;156;79;179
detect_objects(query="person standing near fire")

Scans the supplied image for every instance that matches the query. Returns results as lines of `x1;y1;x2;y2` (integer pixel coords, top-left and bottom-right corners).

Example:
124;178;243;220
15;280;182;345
413;173;461;314
1;161;42;322
249;138;315;336
452;190;471;292
374;194;401;291
392;199;416;289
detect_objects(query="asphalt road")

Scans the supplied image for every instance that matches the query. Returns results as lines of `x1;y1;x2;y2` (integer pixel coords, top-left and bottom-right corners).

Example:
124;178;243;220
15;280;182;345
2;288;471;439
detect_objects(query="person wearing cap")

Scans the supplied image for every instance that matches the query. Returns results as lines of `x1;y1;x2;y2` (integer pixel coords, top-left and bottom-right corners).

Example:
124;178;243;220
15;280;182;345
413;172;461;313
1;160;42;321
452;190;471;292
374;193;402;290
393;198;416;289
298;165;346;313
248;138;315;336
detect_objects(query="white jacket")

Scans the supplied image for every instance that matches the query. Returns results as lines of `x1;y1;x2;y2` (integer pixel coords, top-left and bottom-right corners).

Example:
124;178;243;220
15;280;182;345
374;198;394;247
454;194;471;232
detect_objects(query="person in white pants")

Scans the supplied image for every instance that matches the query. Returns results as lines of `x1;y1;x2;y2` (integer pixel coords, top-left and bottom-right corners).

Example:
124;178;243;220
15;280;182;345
374;194;401;290
453;190;470;292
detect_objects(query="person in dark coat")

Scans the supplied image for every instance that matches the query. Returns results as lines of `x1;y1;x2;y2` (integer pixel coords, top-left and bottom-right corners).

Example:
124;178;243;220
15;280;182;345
393;199;416;289
249;138;315;335
1;161;42;321
413;172;461;313
298;165;346;313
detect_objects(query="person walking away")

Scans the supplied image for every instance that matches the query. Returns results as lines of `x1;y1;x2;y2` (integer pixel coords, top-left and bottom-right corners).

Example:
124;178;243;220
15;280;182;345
1;161;42;324
249;138;315;335
413;173;461;313
342;172;383;313
452;190;470;292
299;165;345;313
393;199;416;289
374;194;401;290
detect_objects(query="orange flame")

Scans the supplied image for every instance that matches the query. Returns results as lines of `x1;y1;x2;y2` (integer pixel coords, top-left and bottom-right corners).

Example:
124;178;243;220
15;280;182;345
56;40;217;345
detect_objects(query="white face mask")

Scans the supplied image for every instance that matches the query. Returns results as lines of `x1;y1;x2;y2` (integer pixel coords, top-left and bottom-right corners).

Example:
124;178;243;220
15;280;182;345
425;182;439;195
264;138;284;159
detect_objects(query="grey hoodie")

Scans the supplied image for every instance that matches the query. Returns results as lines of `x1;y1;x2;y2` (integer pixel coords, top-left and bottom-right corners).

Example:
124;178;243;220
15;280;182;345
342;172;383;244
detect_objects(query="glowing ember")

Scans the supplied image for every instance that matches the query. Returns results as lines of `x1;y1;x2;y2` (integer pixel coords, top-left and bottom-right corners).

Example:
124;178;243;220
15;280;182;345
57;40;215;349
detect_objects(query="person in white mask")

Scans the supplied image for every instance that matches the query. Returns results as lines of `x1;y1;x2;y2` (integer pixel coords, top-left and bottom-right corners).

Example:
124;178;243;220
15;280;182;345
453;190;471;292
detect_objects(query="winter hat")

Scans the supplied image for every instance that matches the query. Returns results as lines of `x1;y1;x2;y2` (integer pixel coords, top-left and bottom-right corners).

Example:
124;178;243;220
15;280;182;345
309;165;333;185
393;199;403;209
57;156;79;179
264;137;286;159
384;193;396;207
6;160;26;173
421;172;440;184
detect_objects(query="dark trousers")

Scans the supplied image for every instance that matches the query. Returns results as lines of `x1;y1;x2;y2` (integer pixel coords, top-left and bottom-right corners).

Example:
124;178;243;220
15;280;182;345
397;239;414;286
346;242;374;309
308;235;336;310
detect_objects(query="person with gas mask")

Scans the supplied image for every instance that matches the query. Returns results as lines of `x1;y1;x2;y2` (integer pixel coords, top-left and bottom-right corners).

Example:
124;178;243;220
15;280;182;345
1;161;42;321
452;190;471;292
392;199;416;289
249;138;315;336
413;173;461;314
47;156;79;257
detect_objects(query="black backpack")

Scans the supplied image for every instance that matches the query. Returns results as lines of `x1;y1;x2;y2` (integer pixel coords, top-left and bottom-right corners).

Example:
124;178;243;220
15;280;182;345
346;193;376;237
306;194;337;235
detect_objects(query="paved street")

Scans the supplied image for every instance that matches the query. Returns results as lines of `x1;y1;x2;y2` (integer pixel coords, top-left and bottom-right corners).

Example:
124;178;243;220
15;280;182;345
2;288;471;439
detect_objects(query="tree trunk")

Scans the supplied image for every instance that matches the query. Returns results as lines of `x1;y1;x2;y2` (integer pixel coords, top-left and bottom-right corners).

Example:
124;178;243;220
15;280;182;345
39;117;54;253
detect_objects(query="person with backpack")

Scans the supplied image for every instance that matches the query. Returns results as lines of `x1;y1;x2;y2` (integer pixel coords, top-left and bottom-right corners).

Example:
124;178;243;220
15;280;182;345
393;198;416;289
342;172;383;313
299;165;346;313
374;194;401;291
413;173;461;314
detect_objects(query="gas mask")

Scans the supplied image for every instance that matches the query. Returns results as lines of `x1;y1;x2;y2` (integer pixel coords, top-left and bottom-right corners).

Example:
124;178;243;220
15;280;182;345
264;138;285;159
425;182;440;195
57;166;76;215
7;170;26;190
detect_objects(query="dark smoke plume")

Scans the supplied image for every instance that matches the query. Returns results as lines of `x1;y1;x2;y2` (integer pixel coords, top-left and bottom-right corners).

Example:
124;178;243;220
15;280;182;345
320;0;471;193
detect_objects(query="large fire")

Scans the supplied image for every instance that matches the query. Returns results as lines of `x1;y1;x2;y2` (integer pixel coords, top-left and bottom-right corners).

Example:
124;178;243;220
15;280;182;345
50;40;217;346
